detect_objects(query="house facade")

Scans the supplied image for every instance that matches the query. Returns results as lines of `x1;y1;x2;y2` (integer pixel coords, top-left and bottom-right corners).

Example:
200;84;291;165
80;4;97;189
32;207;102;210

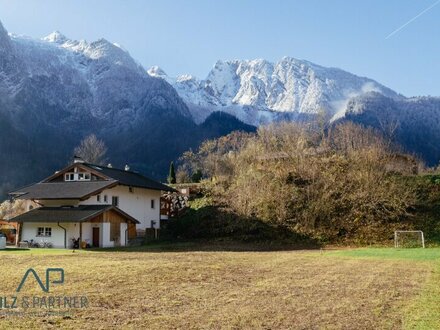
8;158;175;249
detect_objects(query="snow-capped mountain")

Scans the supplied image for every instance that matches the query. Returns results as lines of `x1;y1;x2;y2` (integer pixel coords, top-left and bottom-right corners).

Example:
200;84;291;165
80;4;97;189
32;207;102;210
1;18;440;197
0;20;254;197
3;25;191;127
148;58;400;125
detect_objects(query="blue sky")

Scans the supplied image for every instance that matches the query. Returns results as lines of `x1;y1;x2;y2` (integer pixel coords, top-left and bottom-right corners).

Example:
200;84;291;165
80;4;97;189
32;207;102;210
0;0;438;96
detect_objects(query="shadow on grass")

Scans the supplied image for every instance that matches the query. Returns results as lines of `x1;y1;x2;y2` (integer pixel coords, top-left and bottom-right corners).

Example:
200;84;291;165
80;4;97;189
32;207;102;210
0;247;30;252
93;205;321;253
90;240;322;253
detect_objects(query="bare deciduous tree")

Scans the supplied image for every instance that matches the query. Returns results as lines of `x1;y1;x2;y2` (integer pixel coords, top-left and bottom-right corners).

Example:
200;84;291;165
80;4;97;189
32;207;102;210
378;113;400;145
74;134;108;165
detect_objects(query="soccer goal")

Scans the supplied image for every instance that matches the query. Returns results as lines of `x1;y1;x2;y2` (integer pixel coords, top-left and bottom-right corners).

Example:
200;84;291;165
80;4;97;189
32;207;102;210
394;230;425;248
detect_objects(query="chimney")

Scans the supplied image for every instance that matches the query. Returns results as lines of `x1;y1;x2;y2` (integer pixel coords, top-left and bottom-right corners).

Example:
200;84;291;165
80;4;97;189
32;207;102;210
73;155;84;164
124;165;130;171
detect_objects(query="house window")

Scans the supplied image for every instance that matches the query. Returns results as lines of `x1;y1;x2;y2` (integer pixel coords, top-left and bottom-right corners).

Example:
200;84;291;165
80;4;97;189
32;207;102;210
112;196;119;207
37;227;52;237
104;195;108;203
151;199;155;209
65;172;91;181
97;194;101;202
77;173;91;181
129;187;134;193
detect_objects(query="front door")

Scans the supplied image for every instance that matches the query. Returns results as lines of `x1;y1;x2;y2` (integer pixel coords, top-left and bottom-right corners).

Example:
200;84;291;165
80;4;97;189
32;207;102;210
92;227;100;247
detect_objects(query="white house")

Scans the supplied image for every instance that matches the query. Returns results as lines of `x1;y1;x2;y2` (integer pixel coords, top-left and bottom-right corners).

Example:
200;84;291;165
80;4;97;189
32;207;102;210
8;158;175;249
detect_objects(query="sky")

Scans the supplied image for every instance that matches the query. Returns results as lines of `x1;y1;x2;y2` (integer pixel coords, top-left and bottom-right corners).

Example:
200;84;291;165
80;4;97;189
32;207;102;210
0;0;438;97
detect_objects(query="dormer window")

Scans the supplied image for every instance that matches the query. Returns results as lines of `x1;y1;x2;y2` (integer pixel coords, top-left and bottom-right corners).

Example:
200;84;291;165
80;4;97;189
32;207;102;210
78;173;91;181
64;172;91;181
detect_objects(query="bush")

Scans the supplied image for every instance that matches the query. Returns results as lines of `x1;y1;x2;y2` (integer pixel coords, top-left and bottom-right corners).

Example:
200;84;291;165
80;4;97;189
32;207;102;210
178;122;419;244
163;197;315;245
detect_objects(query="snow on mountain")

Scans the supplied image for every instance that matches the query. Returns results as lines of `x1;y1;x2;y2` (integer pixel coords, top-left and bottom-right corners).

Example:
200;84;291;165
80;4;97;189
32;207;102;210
0;26;191;124
0;21;23;94
2;18;440;195
0;20;259;198
147;66;173;84
148;57;400;125
43;31;67;43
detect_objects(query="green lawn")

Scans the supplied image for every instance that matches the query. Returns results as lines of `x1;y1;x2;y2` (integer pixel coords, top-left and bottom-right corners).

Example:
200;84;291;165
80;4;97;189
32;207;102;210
329;247;440;261
329;248;440;329
0;245;438;329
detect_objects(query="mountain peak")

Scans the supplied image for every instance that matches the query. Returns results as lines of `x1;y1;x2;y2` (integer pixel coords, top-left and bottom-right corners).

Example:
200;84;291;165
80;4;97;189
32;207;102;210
148;65;168;77
0;20;12;51
165;56;400;125
43;31;68;44
0;20;7;35
176;74;196;82
87;38;131;57
280;56;299;62
212;59;239;70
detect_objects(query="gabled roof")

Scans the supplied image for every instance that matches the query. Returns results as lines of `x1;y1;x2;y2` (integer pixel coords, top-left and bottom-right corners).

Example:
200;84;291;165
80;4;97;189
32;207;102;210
9;161;176;200
82;163;176;192
42;163;110;183
10;181;117;200
8;205;139;224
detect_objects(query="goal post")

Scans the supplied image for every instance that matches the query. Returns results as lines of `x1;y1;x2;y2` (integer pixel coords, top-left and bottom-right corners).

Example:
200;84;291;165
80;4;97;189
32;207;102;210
394;230;425;248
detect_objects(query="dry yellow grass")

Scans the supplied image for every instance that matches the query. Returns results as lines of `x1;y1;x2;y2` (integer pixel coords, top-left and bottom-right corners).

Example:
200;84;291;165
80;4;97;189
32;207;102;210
0;248;430;329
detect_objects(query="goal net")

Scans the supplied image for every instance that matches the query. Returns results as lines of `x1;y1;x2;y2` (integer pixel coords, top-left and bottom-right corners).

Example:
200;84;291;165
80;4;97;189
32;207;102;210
394;230;425;248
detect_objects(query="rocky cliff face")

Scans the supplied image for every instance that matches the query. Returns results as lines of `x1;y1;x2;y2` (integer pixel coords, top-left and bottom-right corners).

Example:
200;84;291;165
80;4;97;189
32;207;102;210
149;57;400;125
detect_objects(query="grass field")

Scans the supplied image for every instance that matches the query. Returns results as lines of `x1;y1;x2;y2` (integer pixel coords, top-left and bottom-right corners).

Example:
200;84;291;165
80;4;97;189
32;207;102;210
0;244;439;329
